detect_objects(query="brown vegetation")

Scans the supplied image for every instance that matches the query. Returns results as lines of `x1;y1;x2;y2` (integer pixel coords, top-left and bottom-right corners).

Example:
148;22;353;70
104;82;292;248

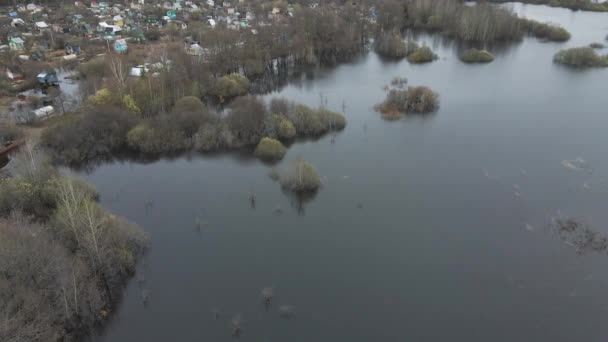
553;47;608;67
375;86;439;119
0;148;147;342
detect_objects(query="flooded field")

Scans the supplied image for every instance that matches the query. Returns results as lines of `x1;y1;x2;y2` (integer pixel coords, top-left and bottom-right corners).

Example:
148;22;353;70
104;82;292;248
76;4;608;341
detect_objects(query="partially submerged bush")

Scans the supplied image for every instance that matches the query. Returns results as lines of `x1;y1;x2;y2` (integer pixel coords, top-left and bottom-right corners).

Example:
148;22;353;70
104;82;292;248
523;19;571;42
288;105;346;137
407;86;439;113
375;31;417;59
374;86;439;117
280;160;321;193
553;47;608;67
254;137;286;161
460;48;495;63
407;46;437;64
589;42;605;49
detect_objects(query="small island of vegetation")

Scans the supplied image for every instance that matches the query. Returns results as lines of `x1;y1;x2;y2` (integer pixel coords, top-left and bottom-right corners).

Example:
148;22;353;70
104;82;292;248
279;160;321;193
460;49;495;63
375;84;440;120
553;47;608;67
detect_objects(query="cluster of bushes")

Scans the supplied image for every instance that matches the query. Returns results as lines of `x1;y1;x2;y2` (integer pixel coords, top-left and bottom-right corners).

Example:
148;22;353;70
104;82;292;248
374;31;418;59
460;48;495;63
41;92;346;165
0;149;148;342
41;105;138;165
374;86;440;119
553;47;608;67
208;73;250;103
405;1;524;41
396;0;571;43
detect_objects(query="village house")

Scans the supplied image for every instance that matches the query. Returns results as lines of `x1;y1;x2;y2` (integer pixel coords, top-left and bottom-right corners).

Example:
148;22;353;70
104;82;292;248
9;37;25;51
36;71;59;86
114;38;128;52
35;21;51;32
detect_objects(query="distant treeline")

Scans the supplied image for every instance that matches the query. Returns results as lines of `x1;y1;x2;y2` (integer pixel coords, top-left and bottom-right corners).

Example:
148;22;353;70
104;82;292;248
485;0;608;12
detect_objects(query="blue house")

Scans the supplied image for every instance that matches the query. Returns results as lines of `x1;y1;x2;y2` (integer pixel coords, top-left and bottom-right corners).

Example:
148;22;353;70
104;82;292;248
37;71;59;86
114;39;128;53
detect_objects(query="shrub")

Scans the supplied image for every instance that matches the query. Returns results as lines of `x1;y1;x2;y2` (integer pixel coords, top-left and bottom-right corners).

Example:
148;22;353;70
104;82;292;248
126;115;188;155
318;109;347;130
460;48;495;63
407;86;440;113
276;115;297;140
86;88;116;106
173;96;206;113
254;137;287;161
126;122;155;152
210;73;250;103
194;123;222;152
122;94;141;114
374;86;439;116
287;105;346;137
227;96;267;145
553;47;608;67
289;105;326;136
279;160;321;193
407;46;437;63
523;19;571;42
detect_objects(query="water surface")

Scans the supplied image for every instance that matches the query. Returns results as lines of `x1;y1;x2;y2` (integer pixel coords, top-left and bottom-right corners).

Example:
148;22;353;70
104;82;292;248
82;4;608;341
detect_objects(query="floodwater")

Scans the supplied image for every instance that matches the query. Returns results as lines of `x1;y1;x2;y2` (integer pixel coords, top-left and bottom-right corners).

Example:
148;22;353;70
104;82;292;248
81;4;608;342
